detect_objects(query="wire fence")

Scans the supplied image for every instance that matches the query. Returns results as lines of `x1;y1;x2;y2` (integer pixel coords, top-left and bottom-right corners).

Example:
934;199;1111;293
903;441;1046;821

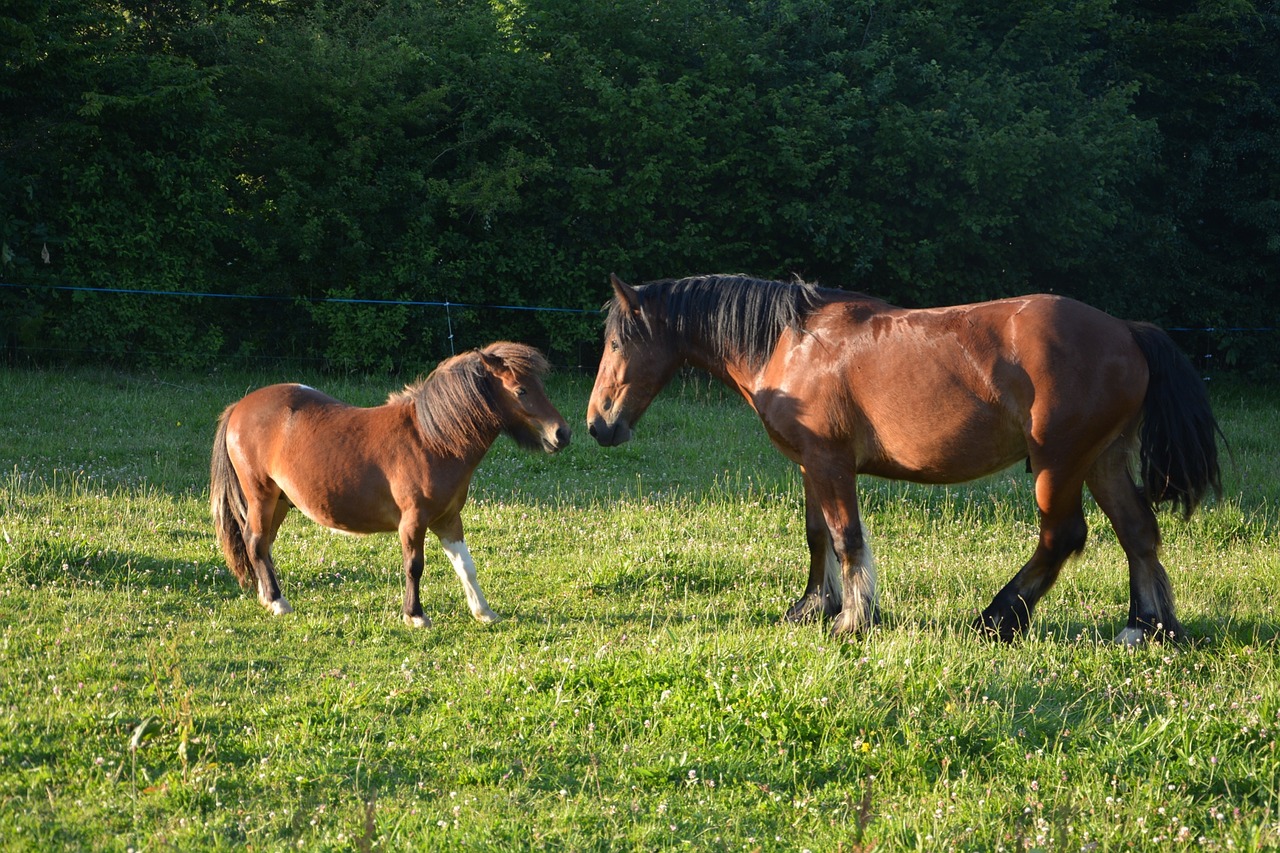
1;280;605;373
2;280;1274;376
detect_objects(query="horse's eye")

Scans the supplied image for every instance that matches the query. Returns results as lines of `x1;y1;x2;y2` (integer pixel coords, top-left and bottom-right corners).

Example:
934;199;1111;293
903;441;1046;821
515;386;527;398
610;339;621;352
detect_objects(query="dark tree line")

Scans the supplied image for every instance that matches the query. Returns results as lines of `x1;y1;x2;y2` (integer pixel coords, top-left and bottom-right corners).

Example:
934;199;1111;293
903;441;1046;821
2;0;1277;373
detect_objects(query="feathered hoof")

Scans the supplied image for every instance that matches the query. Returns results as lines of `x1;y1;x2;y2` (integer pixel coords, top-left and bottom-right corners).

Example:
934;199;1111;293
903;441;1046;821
829;607;874;638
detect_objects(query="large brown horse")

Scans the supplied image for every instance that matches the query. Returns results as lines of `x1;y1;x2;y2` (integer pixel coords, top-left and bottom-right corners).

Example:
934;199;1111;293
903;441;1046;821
587;274;1222;643
212;342;570;626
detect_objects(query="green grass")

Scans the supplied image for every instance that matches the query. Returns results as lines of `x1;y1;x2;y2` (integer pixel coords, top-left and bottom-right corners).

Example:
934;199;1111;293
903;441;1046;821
1;365;1279;850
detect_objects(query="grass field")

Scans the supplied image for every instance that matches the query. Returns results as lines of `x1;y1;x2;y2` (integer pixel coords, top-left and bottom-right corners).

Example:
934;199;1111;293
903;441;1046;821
1;363;1279;851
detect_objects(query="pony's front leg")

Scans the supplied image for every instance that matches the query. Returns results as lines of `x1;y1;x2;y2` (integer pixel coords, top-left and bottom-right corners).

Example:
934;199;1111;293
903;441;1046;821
785;470;843;623
810;468;877;638
432;516;499;624
399;522;430;628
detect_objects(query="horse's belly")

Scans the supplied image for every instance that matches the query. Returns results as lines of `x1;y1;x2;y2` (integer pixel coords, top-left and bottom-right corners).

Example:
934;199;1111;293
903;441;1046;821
862;424;1027;484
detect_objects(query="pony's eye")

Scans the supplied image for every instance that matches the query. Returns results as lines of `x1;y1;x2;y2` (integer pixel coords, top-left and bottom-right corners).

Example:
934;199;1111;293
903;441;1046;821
610;339;621;352
515;386;527;397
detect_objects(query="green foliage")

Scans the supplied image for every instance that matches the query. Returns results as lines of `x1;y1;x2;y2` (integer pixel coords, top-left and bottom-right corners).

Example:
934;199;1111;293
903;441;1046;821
1;0;1276;370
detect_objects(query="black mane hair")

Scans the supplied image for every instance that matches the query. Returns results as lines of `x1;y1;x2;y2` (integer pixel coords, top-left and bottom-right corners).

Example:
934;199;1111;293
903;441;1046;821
605;274;833;370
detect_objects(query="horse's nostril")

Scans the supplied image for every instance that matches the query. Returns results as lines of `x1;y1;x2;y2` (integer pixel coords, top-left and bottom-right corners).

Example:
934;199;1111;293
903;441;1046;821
557;426;572;447
588;423;598;438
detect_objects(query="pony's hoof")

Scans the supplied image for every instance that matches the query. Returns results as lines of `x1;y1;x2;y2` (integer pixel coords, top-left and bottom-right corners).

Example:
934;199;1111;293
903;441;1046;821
404;613;431;629
474;609;501;625
266;597;293;616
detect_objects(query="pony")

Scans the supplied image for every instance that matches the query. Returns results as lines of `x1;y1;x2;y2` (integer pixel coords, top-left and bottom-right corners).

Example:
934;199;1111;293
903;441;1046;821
211;341;570;626
586;274;1222;643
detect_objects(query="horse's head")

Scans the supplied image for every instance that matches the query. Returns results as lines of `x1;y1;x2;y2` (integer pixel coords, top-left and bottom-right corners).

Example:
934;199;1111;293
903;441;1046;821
587;274;683;447
481;343;571;454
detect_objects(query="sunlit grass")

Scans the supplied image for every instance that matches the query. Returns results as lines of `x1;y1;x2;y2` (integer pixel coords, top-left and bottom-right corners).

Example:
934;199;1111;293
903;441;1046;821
1;365;1278;849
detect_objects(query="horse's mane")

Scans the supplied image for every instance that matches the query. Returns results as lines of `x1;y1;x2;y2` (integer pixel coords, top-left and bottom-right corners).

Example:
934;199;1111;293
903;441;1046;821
606;274;839;370
389;342;550;456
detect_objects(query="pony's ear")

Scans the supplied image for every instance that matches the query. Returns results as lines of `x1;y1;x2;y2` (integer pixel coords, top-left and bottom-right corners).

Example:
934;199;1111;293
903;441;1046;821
479;348;508;375
610;273;641;314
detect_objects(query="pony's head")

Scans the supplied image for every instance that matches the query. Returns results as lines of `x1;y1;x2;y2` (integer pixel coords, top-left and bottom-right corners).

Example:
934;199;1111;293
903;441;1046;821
402;342;570;456
479;341;571;454
587;274;684;447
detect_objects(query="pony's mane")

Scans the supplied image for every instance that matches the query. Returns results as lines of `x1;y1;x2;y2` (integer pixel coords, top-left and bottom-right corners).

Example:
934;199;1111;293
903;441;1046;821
389;342;550;456
606;274;836;370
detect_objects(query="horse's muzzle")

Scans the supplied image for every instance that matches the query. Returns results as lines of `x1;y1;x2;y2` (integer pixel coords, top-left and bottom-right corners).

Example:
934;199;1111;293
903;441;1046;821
587;416;632;447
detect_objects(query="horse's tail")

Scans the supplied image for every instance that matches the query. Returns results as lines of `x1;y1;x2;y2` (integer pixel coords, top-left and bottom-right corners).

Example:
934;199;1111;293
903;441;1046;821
1128;321;1223;519
210;404;255;589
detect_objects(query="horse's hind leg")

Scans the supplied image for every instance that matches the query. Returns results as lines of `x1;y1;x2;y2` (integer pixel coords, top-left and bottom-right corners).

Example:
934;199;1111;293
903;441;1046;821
978;469;1087;641
1087;442;1183;644
244;489;292;615
785;471;843;623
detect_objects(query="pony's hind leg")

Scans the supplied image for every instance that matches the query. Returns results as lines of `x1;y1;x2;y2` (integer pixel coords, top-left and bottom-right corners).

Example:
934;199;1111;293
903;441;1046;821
244;490;292;615
1087;443;1183;644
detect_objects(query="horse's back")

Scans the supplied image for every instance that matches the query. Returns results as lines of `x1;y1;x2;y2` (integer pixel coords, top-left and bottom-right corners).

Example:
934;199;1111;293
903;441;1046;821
776;293;1149;483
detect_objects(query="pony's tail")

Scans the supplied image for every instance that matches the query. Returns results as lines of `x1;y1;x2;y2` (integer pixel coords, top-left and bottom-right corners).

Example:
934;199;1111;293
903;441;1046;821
1128;322;1224;519
210;404;255;589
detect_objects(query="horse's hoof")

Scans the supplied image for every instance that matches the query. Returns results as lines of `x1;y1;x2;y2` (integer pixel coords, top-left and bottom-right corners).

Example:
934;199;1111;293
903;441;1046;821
404;613;431;629
785;594;825;624
1114;627;1145;647
830;608;872;638
266;597;293;616
474;609;501;625
973;615;1017;643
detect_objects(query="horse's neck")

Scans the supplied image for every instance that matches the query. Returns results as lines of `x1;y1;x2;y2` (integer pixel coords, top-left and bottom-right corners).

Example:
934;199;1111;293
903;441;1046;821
684;343;761;403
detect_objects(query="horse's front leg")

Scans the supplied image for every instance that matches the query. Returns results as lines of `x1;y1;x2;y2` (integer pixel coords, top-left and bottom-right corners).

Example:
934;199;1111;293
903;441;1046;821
808;465;878;638
785;469;844;623
432;514;499;624
399;519;430;628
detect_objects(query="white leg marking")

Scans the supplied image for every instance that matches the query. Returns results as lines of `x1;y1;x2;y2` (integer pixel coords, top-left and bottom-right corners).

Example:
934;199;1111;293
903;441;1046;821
832;521;877;637
442;539;499;623
266;597;293;616
404;613;431;629
258;580;293;615
1115;627;1146;647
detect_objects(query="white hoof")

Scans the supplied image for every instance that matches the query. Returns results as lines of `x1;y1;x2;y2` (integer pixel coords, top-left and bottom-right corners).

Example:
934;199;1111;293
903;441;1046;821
404;613;431;629
474;609;501;625
265;597;293;616
1114;627;1145;647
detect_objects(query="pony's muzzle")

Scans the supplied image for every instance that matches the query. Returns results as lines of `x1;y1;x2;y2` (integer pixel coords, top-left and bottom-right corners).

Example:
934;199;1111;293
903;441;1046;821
544;424;572;454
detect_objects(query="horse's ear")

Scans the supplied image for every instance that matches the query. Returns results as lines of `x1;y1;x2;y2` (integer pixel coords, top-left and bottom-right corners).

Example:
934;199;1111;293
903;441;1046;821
610;273;641;314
